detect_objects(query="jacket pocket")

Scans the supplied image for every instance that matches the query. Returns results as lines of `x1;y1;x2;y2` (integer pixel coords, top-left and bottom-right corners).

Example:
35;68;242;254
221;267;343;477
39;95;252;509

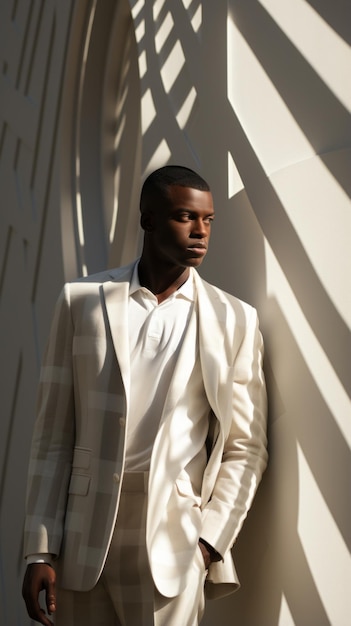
175;478;202;507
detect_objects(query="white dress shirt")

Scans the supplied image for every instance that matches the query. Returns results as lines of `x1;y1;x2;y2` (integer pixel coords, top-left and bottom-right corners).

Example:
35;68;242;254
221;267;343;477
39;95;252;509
125;263;195;471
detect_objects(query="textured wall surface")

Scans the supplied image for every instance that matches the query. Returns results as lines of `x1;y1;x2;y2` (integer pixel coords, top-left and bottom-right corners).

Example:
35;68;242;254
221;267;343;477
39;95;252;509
0;2;74;624
0;1;350;624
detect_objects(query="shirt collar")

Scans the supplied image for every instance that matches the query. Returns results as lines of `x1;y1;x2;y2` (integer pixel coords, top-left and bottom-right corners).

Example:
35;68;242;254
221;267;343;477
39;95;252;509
129;261;194;302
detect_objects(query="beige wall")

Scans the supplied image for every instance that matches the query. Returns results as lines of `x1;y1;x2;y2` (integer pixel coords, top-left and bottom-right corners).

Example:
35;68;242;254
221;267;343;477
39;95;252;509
0;1;350;624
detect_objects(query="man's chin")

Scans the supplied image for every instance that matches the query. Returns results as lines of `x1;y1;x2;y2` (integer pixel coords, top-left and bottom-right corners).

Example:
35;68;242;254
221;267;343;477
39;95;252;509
185;257;205;268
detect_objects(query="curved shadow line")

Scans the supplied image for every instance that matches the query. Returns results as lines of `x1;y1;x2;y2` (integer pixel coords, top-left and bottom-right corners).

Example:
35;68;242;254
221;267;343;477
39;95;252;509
232;0;351;197
224;101;351;398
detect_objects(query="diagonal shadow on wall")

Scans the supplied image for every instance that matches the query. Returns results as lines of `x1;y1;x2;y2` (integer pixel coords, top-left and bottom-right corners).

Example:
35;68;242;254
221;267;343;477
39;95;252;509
232;0;351;197
223;102;351;399
136;0;205;172
306;0;351;45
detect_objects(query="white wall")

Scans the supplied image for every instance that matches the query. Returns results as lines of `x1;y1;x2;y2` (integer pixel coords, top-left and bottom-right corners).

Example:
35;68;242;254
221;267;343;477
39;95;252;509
0;1;350;624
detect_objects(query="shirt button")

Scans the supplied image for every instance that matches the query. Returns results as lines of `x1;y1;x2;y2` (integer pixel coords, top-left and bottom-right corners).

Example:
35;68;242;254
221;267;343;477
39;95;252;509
113;473;120;484
119;417;126;427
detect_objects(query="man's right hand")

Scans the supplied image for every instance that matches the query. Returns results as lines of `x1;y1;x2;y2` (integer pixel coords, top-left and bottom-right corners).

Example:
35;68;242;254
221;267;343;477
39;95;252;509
22;563;56;626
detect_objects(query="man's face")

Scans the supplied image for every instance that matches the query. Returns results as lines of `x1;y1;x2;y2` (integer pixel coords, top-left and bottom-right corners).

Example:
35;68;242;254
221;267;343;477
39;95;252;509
147;185;215;269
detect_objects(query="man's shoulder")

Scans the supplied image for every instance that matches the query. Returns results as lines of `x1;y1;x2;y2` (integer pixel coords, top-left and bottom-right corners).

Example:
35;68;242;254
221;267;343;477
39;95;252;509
69;260;137;287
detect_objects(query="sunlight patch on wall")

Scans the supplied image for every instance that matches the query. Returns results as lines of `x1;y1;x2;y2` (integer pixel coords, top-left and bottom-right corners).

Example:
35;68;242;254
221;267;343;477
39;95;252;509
153;0;166;21
176;86;197;129
131;0;145;19
145;138;171;175
227;151;244;198
74;134;87;276
138;49;147;79
191;4;202;33
227;13;314;176
297;444;351;625
115;80;129;119
264;239;351;449
258;0;351;111
109;165;120;244
160;40;185;93
278;594;295;626
269;154;351;327
75;190;88;277
155;11;174;53
182;0;202;33
141;88;156;134
113;113;127;150
135;17;145;43
75;189;85;250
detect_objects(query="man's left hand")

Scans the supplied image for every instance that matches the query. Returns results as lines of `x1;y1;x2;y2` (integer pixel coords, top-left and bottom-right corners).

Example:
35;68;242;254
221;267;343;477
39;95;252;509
198;540;212;570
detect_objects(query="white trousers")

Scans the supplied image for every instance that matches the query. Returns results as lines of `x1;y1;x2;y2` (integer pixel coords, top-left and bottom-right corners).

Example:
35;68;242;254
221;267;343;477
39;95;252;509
55;473;207;626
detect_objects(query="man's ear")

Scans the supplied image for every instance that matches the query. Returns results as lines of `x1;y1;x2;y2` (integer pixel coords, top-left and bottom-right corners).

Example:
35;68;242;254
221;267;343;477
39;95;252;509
140;212;154;232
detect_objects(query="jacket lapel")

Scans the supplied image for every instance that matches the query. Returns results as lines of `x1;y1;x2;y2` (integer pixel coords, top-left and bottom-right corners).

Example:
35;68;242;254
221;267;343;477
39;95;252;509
149;270;230;482
157;269;228;426
193;270;229;414
101;262;136;400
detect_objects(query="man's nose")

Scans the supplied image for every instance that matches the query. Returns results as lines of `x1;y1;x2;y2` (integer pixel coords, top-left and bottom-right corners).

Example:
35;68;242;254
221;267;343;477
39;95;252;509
191;219;207;237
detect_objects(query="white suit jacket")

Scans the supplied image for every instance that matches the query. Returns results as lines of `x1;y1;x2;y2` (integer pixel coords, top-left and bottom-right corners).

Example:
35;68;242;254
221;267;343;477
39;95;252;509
24;260;267;600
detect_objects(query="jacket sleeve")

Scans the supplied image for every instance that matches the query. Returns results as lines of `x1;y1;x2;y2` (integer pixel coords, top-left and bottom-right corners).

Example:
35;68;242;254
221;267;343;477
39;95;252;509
201;307;268;557
23;284;75;559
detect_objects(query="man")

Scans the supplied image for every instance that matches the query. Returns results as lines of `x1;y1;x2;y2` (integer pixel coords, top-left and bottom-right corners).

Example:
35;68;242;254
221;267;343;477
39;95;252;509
22;165;268;625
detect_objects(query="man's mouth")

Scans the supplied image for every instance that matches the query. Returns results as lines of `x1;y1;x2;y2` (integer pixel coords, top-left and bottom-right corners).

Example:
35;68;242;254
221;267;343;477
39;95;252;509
187;243;207;255
187;243;207;249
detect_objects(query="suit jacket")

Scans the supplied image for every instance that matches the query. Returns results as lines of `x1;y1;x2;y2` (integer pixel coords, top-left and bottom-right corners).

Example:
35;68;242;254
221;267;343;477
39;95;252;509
24;260;267;600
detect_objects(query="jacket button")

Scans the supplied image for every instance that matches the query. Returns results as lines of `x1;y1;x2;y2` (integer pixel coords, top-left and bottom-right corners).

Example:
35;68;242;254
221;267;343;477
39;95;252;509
113;473;120;483
119;417;126;427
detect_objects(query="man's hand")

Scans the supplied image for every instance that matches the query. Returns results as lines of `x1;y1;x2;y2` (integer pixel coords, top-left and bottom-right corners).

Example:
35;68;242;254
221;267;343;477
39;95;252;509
22;563;56;626
198;540;212;570
198;538;222;570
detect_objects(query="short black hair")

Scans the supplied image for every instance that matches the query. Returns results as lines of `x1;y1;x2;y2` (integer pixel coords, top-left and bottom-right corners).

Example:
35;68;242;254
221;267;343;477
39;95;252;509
140;165;210;213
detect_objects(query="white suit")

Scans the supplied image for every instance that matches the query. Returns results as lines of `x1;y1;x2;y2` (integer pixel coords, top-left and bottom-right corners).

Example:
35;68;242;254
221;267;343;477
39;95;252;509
24;260;268;600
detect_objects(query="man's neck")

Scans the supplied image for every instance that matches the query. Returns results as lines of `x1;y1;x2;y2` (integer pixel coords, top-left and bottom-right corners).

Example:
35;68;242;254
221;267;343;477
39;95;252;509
138;258;190;304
